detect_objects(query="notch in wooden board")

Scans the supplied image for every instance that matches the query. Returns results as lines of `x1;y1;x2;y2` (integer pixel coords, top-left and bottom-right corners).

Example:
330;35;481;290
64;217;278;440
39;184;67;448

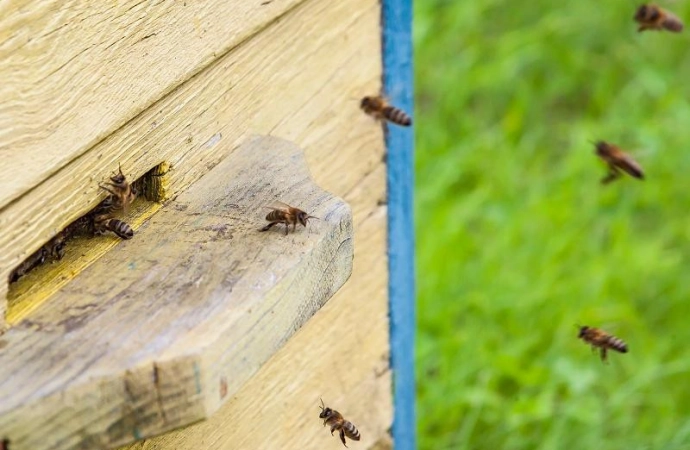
5;162;171;325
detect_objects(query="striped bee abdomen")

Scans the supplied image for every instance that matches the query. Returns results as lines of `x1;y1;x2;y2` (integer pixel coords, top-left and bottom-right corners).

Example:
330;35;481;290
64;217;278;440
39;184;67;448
382;106;412;126
343;421;361;441
606;336;628;353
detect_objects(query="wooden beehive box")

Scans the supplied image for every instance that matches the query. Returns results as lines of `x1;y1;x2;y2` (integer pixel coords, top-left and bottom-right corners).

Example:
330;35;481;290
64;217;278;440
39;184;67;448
0;0;414;449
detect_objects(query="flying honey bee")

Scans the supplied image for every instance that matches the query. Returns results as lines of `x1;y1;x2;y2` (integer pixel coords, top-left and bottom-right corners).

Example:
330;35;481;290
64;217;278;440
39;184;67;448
634;4;684;32
577;325;628;363
360;95;412;127
594;141;644;184
319;399;361;447
1;438;9;450
99;164;137;214
260;201;318;235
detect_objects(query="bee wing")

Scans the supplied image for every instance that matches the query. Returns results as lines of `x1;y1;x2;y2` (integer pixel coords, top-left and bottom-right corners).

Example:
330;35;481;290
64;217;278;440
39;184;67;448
263;200;293;210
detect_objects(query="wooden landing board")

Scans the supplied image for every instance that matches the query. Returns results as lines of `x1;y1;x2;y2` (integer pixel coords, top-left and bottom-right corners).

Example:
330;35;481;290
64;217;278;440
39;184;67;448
0;136;354;450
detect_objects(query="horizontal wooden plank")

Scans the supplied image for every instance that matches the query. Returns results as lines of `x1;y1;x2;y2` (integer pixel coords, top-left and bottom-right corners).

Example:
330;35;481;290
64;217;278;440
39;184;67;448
0;0;307;210
0;0;382;323
120;164;391;450
0;135;354;450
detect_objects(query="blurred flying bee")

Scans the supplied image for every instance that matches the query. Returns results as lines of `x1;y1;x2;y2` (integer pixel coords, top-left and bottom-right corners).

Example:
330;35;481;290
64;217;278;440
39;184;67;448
1;438;9;450
594;141;644;184
360;95;412;127
577;325;628;363
93;214;134;240
99;164;137;214
634;4;684;32
260;201;318;235
319;399;361;447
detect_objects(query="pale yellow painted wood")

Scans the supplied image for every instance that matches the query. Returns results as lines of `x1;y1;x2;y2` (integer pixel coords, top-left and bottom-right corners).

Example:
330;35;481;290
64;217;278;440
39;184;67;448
0;0;382;322
120;163;391;450
0;135;354;450
0;0;307;209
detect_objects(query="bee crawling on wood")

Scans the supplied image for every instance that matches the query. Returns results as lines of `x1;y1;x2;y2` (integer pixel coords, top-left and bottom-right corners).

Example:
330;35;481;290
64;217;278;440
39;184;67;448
634;4;684;32
360;95;412;127
319;398;361;447
92;164;137;240
577;325;628;363
8;231;69;284
259;201;318;235
99;163;137;214
594;141;644;184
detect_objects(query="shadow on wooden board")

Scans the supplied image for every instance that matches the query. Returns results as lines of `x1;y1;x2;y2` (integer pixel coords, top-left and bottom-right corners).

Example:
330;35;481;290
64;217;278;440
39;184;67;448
0;136;353;450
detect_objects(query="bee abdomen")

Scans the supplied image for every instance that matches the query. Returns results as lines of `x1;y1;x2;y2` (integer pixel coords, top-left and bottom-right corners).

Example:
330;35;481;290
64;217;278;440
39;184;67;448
343;421;360;441
382;106;412;126
663;17;684;32
98;218;134;240
607;336;628;353
265;210;284;222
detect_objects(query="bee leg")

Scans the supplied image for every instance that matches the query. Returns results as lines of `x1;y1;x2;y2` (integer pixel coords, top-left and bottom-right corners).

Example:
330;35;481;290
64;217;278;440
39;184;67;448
600;347;608;363
260;222;278;232
601;168;619;184
284;221;289;235
339;429;348;447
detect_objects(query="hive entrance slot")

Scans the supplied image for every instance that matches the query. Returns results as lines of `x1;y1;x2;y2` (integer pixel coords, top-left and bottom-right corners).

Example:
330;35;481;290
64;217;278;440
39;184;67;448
5;162;171;324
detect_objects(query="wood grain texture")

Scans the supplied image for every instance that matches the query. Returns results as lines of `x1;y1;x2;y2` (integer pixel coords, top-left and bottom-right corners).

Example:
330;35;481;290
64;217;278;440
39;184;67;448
0;136;354;450
0;0;382;322
0;0;306;209
120;164;391;450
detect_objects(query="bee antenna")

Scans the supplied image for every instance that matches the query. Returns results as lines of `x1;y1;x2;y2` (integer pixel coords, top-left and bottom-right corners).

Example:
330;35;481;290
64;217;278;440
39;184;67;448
319;397;325;410
307;215;320;221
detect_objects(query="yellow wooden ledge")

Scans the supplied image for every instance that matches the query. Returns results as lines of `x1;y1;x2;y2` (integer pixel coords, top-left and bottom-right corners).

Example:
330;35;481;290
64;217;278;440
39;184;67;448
0;136;353;450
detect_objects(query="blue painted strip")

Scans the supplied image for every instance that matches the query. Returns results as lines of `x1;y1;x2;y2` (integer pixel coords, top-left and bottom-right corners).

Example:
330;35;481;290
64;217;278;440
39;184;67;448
382;0;416;449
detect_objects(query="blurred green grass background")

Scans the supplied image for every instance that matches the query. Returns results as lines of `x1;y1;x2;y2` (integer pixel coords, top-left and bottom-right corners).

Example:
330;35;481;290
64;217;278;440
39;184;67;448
414;1;690;449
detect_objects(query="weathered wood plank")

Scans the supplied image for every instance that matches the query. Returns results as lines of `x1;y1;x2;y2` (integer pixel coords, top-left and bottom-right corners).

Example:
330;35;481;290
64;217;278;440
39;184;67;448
0;0;381;322
120;164;391;450
0;0;306;209
0;135;354;450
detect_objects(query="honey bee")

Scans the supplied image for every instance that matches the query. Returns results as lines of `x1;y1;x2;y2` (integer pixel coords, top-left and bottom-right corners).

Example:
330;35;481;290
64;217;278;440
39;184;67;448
578;325;628;362
360;96;412;127
1;438;8;450
594;141;644;184
8;246;48;283
99;164;137;214
260;202;318;235
319;399;361;447
93;215;134;240
634;4;684;32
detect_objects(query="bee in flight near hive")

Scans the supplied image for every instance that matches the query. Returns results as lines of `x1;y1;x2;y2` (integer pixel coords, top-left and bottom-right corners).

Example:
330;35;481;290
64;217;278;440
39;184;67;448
634;4;684;32
319;399;361;447
577;325;628;363
360;95;412;127
259;201;318;235
594;141;644;184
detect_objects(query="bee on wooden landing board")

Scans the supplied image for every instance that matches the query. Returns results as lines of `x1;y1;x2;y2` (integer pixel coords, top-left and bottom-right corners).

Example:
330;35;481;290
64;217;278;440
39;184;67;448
99;163;137;214
577;325;628;363
593;141;644;184
360;95;412;127
259;201;318;235
319;399;361;447
8;231;69;284
634;4;684;32
93;215;134;240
